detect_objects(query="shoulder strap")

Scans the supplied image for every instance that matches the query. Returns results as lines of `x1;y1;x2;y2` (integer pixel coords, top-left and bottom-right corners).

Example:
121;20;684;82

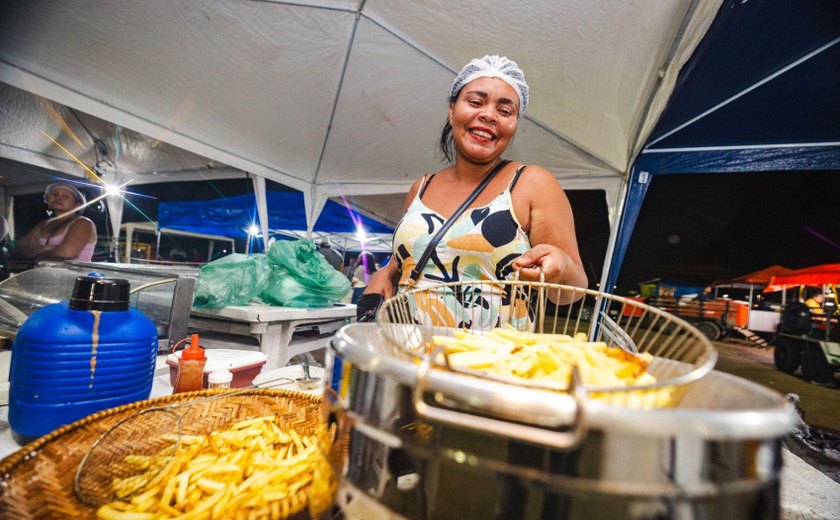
418;174;436;199
407;159;511;287
508;164;527;193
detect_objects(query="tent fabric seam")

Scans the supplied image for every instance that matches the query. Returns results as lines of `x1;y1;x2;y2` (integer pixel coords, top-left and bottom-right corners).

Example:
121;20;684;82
646;34;840;149
627;0;705;166
642;142;840;153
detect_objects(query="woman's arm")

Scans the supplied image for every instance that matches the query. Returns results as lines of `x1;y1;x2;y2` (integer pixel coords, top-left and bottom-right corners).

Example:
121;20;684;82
10;221;47;259
512;166;588;302
34;218;96;260
362;177;425;298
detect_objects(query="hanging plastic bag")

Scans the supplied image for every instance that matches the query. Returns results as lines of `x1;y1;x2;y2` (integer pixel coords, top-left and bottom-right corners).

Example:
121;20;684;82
261;239;351;308
193;253;272;309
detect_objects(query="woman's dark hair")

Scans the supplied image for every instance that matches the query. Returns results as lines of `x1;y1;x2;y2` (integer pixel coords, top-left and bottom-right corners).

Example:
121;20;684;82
437;91;460;163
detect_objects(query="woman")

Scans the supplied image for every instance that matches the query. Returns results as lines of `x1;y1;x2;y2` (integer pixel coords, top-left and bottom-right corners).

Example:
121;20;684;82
365;55;587;315
12;182;97;262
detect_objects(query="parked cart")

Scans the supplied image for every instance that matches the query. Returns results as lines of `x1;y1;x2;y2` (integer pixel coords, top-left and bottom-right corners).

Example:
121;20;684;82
766;264;840;386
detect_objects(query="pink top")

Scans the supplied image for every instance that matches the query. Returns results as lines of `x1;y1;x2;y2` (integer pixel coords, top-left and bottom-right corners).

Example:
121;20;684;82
38;217;96;261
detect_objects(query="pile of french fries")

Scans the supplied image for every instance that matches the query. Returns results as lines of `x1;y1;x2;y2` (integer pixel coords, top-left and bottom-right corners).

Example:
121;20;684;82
96;416;336;520
433;327;657;389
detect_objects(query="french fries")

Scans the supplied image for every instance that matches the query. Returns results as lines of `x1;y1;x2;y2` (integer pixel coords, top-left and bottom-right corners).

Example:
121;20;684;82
96;416;336;520
433;327;657;390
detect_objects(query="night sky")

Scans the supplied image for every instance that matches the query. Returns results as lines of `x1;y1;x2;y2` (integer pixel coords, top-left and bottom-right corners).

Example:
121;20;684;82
615;170;840;293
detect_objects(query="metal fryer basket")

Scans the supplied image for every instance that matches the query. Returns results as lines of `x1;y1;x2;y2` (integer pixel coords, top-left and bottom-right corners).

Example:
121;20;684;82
377;281;717;408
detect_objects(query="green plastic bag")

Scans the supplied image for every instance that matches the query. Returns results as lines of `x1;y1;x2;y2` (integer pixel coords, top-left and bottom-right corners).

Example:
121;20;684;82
261;239;351;308
193;253;272;309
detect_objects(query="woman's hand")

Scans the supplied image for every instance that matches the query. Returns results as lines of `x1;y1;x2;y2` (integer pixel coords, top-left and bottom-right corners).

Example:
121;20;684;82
363;263;399;299
513;244;588;304
513;244;582;285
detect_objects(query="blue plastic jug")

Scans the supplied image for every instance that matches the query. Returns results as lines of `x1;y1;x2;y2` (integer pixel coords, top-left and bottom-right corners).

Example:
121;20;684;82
8;274;158;443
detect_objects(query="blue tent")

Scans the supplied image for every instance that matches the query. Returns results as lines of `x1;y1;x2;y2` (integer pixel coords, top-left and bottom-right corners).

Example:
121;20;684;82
158;191;393;241
605;0;840;290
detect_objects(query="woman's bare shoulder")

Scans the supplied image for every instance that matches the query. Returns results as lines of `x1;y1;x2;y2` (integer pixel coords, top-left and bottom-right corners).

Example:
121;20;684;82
72;216;96;228
516;165;565;194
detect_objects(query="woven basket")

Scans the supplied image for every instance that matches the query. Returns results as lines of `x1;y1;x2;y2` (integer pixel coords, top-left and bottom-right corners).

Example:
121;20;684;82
0;388;338;519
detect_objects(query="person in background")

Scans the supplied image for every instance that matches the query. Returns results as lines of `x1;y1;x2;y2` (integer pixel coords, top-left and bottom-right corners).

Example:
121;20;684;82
695;286;714;302
804;292;825;315
189;248;205;264
364;55;586;310
169;245;188;263
12;183;96;262
317;239;344;273
351;252;378;304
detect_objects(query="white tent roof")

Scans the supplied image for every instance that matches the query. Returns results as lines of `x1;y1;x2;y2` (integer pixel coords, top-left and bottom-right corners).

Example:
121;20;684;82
0;1;722;278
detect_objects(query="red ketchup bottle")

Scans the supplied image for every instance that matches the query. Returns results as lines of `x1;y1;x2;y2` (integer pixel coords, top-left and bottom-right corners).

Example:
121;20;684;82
173;334;207;394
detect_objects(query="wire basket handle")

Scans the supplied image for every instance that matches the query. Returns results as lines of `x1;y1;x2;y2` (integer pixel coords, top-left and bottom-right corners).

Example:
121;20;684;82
413;346;587;449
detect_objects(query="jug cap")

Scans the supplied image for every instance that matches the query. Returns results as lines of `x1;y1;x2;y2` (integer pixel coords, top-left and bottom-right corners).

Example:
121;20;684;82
181;334;206;360
70;275;130;311
208;369;233;385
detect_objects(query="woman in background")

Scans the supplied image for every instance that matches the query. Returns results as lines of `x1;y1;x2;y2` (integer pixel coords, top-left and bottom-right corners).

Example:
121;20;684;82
12;182;97;262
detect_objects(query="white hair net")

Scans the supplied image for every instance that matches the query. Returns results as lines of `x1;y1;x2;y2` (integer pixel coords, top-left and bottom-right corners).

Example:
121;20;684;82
44;182;86;206
451;55;529;117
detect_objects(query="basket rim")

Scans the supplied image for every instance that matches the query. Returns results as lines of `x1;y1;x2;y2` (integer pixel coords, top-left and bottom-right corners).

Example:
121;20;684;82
0;388;321;476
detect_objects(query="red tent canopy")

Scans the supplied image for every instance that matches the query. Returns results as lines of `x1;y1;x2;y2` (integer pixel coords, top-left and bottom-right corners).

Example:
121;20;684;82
764;263;840;292
712;265;795;287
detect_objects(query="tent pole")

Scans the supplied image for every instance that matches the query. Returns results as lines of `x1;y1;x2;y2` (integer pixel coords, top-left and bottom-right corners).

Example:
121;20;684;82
155;229;161;262
602;168;651;293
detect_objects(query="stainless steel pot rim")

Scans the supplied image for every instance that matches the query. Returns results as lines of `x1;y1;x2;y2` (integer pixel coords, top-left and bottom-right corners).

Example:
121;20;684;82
332;323;796;440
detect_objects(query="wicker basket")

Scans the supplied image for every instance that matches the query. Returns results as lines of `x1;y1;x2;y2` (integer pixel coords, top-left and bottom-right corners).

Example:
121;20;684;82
0;388;339;519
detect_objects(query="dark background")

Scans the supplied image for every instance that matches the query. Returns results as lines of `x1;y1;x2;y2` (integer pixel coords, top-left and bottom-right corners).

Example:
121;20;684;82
615;170;840;293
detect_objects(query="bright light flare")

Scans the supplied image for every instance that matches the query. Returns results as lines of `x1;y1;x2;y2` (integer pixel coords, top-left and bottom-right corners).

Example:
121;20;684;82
104;184;121;196
248;224;260;235
355;226;367;243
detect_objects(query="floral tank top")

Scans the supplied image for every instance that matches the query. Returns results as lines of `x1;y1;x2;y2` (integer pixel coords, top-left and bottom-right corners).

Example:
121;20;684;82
392;165;532;329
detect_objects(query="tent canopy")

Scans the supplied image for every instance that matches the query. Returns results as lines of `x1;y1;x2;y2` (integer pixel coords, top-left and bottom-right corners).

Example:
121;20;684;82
605;0;840;290
711;265;796;288
765;263;840;292
0;0;725;253
159;191;394;253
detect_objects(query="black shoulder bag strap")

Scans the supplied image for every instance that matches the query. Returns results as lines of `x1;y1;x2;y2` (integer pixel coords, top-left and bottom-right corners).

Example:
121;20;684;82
407;159;511;287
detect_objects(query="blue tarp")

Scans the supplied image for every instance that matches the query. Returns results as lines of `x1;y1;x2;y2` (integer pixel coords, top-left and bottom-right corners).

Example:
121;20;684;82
158;191;393;239
606;0;840;290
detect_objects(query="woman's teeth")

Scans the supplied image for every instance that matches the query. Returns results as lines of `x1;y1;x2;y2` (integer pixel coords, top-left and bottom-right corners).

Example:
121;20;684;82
469;129;493;140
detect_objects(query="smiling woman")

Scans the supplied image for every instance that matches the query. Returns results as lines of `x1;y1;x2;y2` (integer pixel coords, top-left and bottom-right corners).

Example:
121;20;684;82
11;182;97;262
362;55;587;322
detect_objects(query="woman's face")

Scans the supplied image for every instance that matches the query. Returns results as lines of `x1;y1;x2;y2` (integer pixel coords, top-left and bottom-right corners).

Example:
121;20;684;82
46;186;81;213
448;76;520;165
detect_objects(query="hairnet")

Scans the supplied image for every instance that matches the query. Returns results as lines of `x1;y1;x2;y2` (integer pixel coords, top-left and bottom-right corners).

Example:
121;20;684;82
44;182;86;206
451;55;529;117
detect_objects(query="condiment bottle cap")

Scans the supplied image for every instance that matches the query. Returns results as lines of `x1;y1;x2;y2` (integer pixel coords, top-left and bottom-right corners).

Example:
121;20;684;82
180;334;206;360
208;369;233;385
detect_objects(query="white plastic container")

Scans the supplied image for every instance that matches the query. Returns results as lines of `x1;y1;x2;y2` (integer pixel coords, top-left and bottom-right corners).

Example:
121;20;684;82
166;349;267;389
208;369;234;389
